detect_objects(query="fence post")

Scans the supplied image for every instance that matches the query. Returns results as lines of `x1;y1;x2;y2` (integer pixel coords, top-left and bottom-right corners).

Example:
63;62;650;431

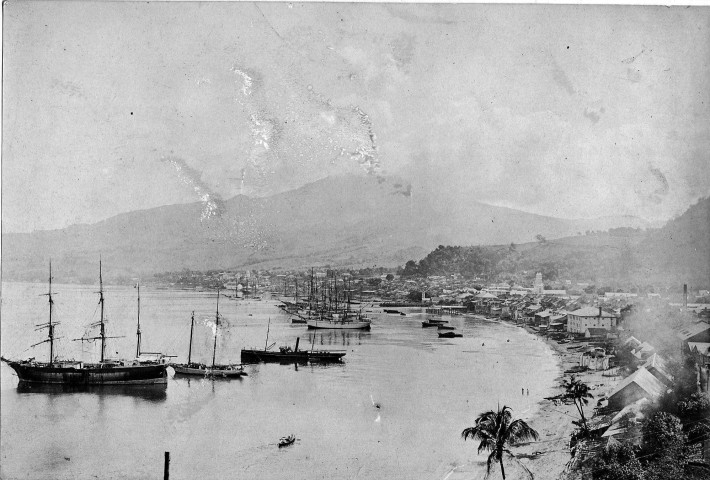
164;451;170;480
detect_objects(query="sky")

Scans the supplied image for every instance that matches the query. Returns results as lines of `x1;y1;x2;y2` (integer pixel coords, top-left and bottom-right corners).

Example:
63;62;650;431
2;2;709;232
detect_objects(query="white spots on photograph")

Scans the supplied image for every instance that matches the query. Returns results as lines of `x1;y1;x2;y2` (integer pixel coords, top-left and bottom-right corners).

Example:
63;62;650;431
228;59;381;191
250;112;274;151
232;67;254;97
161;156;225;221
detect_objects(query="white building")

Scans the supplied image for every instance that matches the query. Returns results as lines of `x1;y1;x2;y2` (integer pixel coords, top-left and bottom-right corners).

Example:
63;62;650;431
567;306;618;334
533;273;543;294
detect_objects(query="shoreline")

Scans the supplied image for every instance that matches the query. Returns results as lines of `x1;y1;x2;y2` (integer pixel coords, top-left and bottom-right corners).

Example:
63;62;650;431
514;324;580;480
444;316;582;480
447;316;618;480
508;322;620;480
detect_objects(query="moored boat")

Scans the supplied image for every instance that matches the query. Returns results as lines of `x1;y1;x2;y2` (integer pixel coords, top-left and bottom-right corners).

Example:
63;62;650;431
306;311;371;330
426;316;448;324
438;331;463;338
242;324;345;364
2;261;168;386
172;291;246;378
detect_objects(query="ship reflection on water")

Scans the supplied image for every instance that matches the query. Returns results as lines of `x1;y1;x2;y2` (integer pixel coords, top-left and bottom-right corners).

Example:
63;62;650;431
310;330;369;347
16;381;168;402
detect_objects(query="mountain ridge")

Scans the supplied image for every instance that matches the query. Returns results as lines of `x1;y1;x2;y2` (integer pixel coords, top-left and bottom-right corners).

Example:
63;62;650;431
0;174;669;282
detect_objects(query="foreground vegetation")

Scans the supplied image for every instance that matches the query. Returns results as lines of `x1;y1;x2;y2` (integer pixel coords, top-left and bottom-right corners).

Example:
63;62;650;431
462;406;539;480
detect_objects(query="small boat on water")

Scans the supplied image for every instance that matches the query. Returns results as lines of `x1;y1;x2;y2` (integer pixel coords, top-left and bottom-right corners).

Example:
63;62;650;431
291;317;307;324
172;291;246;378
426;316;448;324
2;261;169;386
307;311;371;330
278;435;296;448
242;322;345;364
438;331;463;338
437;325;456;331
422;321;440;328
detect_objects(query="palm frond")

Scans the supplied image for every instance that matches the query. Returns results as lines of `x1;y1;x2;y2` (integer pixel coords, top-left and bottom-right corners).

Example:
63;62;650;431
461;426;479;440
507;419;539;444
477;437;495;454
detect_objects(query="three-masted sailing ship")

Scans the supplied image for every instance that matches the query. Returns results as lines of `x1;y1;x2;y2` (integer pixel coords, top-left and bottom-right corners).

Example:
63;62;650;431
1;261;168;385
305;273;371;330
172;290;246;378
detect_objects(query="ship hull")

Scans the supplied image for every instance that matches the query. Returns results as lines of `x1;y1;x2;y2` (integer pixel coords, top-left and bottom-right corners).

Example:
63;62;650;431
172;364;246;378
306;319;371;330
4;361;168;385
241;349;345;364
241;349;309;363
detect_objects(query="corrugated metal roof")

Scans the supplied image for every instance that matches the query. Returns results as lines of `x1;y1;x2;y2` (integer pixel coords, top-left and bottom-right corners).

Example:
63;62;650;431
676;322;710;341
608;367;666;404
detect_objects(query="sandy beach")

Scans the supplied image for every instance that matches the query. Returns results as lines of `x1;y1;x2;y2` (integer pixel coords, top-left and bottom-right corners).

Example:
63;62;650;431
446;319;620;480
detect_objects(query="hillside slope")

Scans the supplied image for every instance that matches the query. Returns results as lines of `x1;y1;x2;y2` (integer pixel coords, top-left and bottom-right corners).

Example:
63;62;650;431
2;175;657;283
401;198;709;288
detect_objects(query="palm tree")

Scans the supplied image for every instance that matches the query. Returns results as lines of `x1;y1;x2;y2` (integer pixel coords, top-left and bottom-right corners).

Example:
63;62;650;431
562;375;593;434
461;405;539;479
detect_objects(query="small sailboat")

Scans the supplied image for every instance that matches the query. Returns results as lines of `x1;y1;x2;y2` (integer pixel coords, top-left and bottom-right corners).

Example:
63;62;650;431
172;290;246;378
133;282;174;365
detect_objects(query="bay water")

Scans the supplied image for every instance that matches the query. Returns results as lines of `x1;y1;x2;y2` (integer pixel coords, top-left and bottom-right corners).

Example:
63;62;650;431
1;282;558;479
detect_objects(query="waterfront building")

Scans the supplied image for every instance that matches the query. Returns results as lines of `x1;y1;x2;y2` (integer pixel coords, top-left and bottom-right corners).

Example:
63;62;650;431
584;327;609;340
566;306;618;334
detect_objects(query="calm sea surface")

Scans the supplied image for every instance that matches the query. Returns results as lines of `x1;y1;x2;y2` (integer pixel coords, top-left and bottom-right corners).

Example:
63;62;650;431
1;282;558;480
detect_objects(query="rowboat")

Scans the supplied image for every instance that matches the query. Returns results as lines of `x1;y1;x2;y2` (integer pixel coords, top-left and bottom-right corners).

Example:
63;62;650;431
278;435;296;448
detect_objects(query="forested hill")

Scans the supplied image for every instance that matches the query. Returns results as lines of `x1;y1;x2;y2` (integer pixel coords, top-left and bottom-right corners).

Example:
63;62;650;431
401;197;710;289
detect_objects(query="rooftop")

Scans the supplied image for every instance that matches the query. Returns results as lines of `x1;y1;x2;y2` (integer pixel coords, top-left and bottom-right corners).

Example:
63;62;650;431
569;306;617;318
608;367;667;403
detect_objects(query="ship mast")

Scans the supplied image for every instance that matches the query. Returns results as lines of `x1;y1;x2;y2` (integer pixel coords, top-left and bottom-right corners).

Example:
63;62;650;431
135;282;141;358
48;261;55;363
187;311;195;365
33;262;61;363
211;290;220;369
99;259;106;362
